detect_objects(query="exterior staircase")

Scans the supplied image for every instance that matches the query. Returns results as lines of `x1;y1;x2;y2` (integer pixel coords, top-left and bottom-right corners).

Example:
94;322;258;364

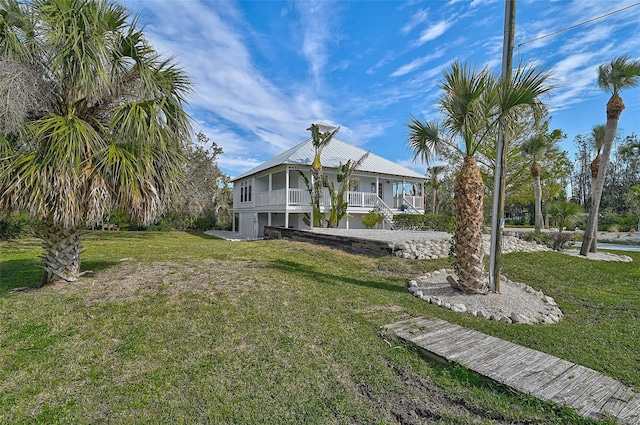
375;197;396;229
376;196;423;230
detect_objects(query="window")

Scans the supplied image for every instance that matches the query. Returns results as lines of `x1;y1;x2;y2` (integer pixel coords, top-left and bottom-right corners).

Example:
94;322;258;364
240;181;252;203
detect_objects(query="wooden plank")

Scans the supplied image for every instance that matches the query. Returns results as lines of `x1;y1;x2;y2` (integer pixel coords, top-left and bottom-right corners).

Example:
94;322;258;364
500;349;560;388
511;358;574;398
536;364;590;400
458;338;517;368
574;378;623;418
405;326;456;346
448;334;507;363
471;343;534;378
598;383;636;418
487;347;551;382
552;369;609;406
419;329;485;357
618;396;640;425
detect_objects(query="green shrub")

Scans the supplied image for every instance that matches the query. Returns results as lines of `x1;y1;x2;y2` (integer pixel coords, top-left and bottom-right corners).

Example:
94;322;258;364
549;231;575;251
148;219;173;232
521;230;574;251
0;214;40;240
597;211;638;232
393;214;453;232
521;231;551;247
361;210;383;229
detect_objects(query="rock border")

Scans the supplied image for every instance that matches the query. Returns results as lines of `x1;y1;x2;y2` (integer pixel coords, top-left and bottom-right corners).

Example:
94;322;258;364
407;269;564;325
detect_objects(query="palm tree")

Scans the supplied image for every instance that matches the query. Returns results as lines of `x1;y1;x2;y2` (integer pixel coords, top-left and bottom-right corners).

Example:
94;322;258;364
408;62;492;294
306;123;340;227
521;129;562;232
408;61;551;294
0;0;192;285
585;124;606;251
581;56;640;256
325;152;369;228
547;201;583;232
426;165;446;215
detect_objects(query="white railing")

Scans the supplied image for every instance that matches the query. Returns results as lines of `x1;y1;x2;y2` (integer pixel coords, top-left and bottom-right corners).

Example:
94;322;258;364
255;191;270;206
288;188;310;206
402;196;422;214
256;189;386;208
375;196;396;229
346;191;377;207
393;195;423;211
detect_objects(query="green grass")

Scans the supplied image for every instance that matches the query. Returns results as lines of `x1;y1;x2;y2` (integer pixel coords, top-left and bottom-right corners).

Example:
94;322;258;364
1;231;635;424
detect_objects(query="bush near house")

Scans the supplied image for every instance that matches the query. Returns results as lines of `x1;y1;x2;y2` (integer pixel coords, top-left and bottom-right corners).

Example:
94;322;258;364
597;211;639;232
393;214;454;232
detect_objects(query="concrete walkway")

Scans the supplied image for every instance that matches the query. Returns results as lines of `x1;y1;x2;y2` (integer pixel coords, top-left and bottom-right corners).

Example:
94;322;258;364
387;317;640;424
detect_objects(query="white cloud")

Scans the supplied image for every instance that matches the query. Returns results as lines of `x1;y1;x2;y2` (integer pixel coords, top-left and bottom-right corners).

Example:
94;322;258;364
415;21;453;46
401;9;429;34
295;1;339;89
123;0;335;175
390;49;446;77
469;0;500;7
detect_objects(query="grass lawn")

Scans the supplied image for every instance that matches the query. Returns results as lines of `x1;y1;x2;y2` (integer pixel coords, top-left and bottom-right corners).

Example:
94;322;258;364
1;231;637;424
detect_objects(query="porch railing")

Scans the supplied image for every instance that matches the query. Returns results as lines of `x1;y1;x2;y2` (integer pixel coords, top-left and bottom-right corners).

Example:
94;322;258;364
393;195;423;211
346;191;377;208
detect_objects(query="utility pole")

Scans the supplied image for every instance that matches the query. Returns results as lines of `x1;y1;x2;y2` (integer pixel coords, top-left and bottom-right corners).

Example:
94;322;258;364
489;0;516;293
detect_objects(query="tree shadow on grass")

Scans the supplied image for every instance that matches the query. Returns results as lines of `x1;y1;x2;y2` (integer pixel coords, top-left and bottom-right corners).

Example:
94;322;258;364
269;259;407;294
1;259;119;294
0;259;44;292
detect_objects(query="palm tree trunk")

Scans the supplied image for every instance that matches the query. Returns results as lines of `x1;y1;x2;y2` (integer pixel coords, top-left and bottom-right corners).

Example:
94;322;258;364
589;155;601;252
432;189;436;215
453;156;487;294
581;94;625;256
41;220;83;286
531;162;543;232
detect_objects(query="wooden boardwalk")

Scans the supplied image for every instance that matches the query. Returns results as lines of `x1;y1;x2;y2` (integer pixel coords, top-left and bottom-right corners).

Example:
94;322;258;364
387;317;640;424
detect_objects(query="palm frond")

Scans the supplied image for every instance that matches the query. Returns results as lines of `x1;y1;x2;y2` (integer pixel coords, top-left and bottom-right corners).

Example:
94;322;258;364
407;115;443;163
597;56;640;95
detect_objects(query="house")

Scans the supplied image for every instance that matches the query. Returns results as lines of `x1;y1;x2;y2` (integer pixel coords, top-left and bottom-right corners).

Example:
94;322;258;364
230;125;425;238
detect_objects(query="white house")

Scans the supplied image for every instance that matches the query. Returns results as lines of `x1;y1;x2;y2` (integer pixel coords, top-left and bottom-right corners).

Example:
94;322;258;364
231;126;425;238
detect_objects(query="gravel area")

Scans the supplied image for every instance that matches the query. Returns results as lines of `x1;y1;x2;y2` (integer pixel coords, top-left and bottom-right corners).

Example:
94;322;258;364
307;228;451;244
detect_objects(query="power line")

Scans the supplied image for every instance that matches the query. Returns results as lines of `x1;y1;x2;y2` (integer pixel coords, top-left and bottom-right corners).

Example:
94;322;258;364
517;1;640;48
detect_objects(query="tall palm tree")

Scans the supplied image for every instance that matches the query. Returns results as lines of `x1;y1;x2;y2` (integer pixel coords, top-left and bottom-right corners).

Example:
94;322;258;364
408;61;551;294
306;123;340;227
586;124;606;251
0;0;192;285
581;56;640;256
521;129;562;232
426;165;446;215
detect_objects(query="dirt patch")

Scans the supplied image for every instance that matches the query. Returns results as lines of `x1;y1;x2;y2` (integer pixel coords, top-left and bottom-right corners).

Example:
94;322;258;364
369;363;532;425
48;259;269;303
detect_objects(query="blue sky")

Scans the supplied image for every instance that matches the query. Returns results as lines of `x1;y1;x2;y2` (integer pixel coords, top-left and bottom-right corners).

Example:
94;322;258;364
123;0;640;178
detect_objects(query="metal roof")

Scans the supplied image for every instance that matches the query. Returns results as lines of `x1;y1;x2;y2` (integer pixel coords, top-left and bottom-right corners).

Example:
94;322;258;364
232;137;424;181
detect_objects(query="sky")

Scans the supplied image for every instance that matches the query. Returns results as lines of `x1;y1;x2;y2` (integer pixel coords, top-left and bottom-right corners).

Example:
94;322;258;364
122;0;640;178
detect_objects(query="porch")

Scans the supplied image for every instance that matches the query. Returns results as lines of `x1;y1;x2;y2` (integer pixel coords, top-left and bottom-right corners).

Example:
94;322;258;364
254;188;423;210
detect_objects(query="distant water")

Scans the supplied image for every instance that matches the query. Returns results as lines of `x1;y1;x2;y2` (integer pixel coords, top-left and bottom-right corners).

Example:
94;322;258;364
574;242;640;252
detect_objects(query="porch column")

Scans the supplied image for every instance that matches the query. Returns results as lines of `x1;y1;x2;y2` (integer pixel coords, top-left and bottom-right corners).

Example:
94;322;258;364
285;166;289;208
309;173;314;229
285;212;289;228
268;212;272;226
